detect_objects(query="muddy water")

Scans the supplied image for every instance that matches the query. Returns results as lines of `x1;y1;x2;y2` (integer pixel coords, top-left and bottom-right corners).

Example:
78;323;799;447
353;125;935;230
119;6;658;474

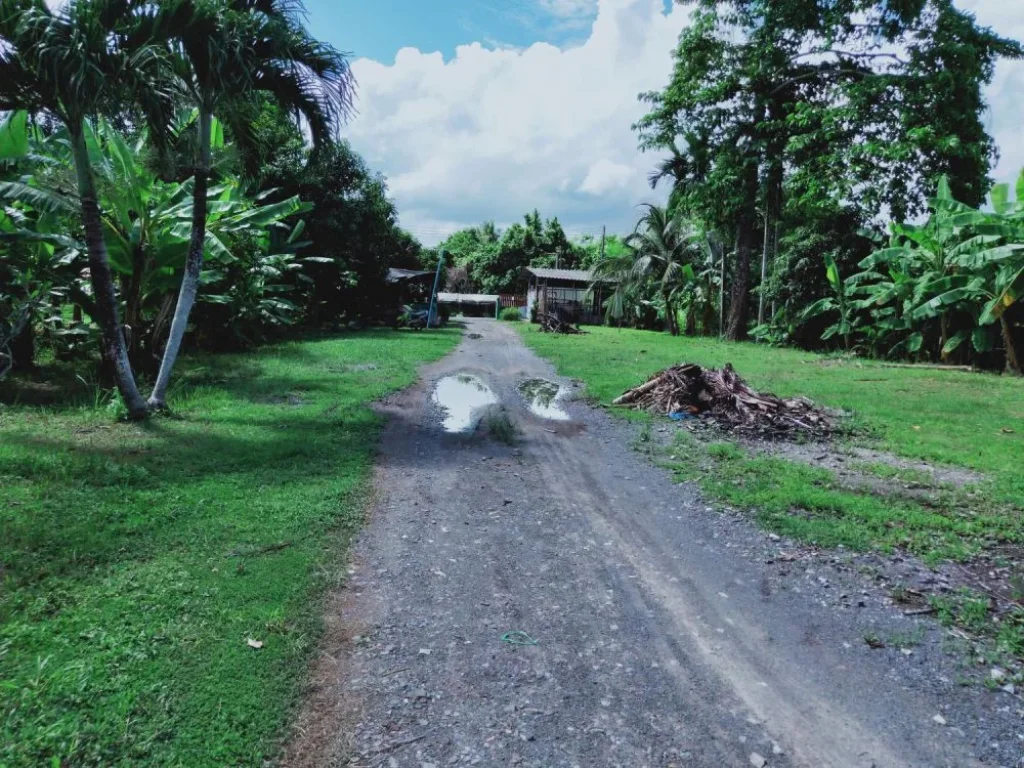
432;374;498;432
518;378;570;421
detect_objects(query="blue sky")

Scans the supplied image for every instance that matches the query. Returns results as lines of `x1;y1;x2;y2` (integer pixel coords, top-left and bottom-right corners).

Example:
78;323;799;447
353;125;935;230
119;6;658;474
311;0;1023;246
304;0;607;64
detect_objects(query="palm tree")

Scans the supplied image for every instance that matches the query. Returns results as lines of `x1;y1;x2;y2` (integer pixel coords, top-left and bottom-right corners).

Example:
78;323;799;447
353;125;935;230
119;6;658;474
0;0;170;419
145;0;355;409
592;204;696;336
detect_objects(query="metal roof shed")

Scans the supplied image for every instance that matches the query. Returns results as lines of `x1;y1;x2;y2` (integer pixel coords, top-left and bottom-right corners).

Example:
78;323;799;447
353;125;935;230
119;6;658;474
524;267;614;325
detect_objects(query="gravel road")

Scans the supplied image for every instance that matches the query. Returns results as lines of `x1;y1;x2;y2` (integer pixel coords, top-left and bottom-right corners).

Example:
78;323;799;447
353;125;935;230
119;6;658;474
284;318;1022;768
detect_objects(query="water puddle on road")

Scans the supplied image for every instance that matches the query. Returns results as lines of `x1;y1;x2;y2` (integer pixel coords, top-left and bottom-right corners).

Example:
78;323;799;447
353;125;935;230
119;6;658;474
518;378;570;421
432;374;498;432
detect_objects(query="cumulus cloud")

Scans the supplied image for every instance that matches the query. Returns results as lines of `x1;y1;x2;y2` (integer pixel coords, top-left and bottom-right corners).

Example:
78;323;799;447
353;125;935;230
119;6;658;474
960;0;1024;188
344;0;1023;244
346;0;685;243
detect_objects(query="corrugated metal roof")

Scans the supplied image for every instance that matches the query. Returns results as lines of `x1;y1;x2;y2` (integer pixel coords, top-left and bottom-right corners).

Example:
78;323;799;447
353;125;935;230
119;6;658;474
525;267;615;283
437;292;499;304
386;268;434;283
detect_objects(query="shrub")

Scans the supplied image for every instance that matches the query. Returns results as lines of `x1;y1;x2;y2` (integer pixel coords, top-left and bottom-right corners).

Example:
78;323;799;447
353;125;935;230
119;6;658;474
500;307;523;322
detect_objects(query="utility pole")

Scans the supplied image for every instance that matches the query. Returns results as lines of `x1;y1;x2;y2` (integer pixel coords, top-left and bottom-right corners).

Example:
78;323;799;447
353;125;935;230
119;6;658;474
720;246;726;339
600;225;606;260
427;248;446;328
758;213;770;327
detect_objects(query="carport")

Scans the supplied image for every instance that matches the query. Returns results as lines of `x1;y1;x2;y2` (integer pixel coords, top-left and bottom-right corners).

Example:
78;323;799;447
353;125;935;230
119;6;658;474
437;292;501;318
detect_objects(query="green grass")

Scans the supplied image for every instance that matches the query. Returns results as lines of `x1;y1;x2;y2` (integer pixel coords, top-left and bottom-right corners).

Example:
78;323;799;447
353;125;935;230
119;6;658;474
520;325;1024;560
0;329;459;767
660;431;1009;562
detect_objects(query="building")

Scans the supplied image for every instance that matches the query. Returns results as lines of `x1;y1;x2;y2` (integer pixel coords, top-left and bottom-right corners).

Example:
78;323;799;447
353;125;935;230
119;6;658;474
436;292;500;318
524;267;614;326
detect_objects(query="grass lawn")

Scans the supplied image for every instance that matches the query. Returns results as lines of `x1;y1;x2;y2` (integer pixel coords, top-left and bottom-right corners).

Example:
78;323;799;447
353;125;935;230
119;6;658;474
0;329;458;767
521;325;1024;562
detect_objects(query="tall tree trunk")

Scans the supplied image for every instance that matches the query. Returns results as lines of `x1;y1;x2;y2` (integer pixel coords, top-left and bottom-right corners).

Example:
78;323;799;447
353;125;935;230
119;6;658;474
10;320;35;372
662;285;679;336
124;250;146;372
758;156;783;327
148;111;212;409
70;125;147;419
1002;314;1021;375
726;161;760;342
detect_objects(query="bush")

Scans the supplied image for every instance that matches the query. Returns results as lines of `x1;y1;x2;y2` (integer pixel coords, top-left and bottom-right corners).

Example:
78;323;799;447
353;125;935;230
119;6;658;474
500;307;523;322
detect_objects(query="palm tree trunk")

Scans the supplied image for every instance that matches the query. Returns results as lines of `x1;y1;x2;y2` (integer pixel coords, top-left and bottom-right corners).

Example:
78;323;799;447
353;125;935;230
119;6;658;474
662;288;677;336
148;111;212;409
70;125;147;420
1002;315;1021;375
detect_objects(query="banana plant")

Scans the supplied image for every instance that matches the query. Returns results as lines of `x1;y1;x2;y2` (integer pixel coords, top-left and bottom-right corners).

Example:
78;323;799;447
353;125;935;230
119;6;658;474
854;176;1024;367
800;253;862;352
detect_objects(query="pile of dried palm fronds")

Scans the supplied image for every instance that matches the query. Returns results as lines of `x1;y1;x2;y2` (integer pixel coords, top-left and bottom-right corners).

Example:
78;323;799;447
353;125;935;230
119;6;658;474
538;309;584;334
614;363;837;438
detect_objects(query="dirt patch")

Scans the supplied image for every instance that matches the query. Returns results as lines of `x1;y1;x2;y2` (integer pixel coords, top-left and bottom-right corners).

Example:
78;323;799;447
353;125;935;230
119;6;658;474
277;560;369;768
751;440;984;495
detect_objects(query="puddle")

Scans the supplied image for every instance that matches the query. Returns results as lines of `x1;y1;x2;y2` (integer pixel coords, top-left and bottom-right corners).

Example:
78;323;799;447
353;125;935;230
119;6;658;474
518;378;570;421
432;374;498;432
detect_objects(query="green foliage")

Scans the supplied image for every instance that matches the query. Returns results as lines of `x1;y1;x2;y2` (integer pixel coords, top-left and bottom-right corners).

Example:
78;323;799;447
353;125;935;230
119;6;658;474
499;307;523;322
436;212;589;295
0;329;460;767
636;0;1023;343
798;254;861;351
592;206;721;335
260;135;420;323
849;175;1024;369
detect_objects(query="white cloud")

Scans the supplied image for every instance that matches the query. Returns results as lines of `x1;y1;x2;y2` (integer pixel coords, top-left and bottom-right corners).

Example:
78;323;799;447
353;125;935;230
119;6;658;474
346;0;685;244
959;0;1024;189
578;159;635;195
345;0;1024;245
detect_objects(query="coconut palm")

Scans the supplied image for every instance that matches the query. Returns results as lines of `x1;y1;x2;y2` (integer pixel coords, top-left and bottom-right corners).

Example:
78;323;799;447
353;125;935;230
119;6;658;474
0;0;171;419
592;204;696;336
145;0;355;409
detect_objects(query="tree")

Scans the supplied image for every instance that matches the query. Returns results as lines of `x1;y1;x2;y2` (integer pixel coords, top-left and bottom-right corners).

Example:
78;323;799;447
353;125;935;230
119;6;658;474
146;0;354;409
261;138;412;324
0;0;172;419
593;204;696;336
637;0;1021;342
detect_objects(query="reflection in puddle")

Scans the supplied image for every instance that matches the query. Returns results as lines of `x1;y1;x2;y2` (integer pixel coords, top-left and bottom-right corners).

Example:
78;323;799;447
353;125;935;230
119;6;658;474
433;374;498;432
518;378;570;421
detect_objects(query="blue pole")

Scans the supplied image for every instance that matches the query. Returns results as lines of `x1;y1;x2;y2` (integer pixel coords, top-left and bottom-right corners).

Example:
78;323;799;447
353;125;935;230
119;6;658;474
427;248;446;328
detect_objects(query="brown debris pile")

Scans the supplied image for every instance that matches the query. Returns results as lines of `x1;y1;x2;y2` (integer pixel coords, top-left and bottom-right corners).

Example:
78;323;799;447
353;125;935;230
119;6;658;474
538;309;584;335
613;362;838;438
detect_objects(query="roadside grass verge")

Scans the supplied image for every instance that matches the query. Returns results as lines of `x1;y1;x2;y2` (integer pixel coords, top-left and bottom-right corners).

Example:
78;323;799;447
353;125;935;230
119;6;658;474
519;325;1024;560
0;329;459;767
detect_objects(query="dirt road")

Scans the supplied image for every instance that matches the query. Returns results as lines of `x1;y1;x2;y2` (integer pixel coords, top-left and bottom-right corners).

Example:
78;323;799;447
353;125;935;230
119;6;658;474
285;318;1017;768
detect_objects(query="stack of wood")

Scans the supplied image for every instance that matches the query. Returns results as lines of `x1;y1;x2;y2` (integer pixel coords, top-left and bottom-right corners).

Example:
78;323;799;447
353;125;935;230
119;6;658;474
538;310;584;335
613;363;837;438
